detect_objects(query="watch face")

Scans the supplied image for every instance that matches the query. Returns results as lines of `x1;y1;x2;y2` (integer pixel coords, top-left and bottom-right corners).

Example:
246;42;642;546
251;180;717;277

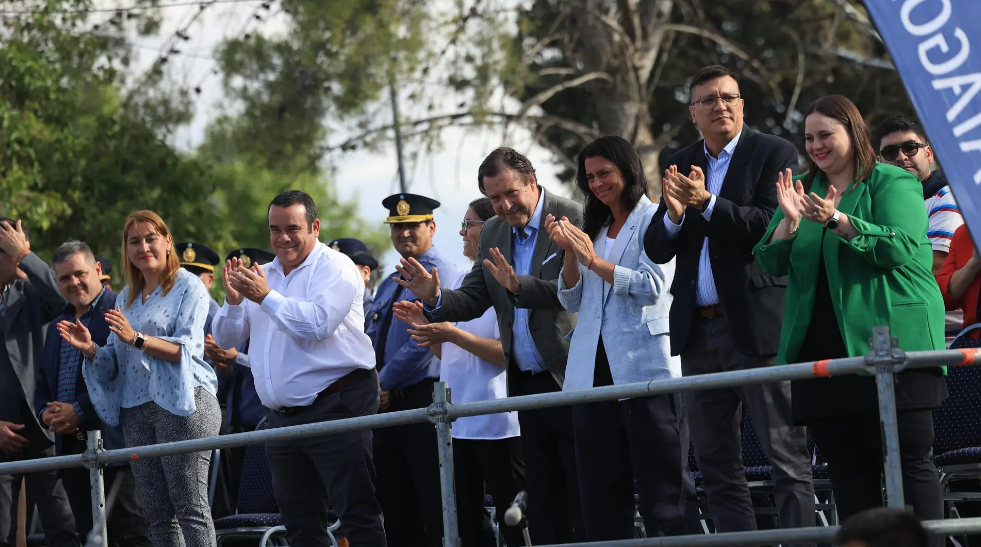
826;219;839;229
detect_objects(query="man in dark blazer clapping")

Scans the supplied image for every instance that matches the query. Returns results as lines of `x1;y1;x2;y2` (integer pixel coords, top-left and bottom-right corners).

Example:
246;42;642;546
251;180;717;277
396;147;586;545
644;66;815;540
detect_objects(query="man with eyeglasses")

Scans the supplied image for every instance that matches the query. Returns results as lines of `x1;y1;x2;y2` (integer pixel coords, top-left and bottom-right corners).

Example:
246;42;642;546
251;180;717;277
644;65;815;541
874;116;964;342
874;116;963;275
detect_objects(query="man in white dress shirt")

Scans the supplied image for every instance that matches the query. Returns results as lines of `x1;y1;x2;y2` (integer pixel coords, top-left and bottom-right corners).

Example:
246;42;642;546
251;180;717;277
212;190;386;547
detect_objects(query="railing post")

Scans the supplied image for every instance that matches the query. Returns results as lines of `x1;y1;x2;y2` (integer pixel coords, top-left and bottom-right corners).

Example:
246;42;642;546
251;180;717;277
85;430;107;547
869;326;906;509
430;382;459;547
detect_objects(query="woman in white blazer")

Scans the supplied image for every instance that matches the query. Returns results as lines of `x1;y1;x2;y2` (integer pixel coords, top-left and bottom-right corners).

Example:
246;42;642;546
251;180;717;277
545;136;700;540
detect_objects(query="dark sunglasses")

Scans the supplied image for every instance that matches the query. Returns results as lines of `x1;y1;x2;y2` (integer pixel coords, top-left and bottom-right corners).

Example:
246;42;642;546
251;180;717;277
879;142;928;161
461;219;485;231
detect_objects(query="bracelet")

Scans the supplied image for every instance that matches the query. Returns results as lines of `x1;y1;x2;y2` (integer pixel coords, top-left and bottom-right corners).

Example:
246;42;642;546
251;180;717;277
587;255;598;271
84;344;98;360
14;248;30;263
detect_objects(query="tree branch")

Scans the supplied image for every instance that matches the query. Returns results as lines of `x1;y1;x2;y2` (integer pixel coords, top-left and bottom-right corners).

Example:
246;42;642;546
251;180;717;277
661;23;783;102
516;71;614;119
323;110;601;152
782;29;805;128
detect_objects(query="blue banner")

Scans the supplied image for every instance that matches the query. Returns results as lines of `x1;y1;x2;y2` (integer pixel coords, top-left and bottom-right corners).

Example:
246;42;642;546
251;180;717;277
865;0;981;240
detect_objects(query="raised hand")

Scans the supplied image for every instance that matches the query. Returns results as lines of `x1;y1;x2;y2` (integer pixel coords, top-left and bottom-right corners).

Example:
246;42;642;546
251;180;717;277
484;247;520;294
407;322;460;348
802;182;838;225
557;221;596;267
57;318;94;355
775;168;805;226
393;301;429;327
105;309;136;345
661;165;686;224
228;263;271;304
394;257;441;305
222;258;245;306
665;165;710;209
544;214;574;252
0;219;29;259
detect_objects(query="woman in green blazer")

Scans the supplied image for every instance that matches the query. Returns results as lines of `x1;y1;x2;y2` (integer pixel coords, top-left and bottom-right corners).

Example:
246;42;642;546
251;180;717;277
753;95;946;534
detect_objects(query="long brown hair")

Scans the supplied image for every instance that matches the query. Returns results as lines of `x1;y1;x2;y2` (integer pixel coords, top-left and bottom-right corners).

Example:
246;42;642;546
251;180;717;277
802;95;877;192
121;210;180;307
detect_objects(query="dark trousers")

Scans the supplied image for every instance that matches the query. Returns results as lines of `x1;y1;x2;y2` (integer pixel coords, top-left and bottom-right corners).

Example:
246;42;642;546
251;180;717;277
61;435;151;547
509;369;585;545
809;409;944;547
453;437;526;547
573;393;701;539
374;378;443;547
266;369;386;547
0;402;78;547
681;317;815;540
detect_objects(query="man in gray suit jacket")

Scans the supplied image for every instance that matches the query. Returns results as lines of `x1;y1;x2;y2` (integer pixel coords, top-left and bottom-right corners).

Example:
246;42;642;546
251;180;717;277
396;148;585;544
0;219;78;547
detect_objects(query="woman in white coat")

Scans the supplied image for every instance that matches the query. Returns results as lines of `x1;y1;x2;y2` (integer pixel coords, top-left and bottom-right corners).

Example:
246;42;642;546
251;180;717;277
545;136;700;540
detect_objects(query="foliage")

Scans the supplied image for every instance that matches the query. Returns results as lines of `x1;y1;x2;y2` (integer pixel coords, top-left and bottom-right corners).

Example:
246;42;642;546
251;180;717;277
209;0;914;198
0;0;388;298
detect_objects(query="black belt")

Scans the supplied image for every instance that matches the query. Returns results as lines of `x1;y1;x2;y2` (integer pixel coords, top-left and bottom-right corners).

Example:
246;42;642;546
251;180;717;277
273;368;370;417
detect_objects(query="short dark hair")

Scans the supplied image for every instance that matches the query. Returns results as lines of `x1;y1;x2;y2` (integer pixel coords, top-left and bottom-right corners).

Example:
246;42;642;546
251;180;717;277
52;241;95;267
576;136;649;239
0;218;30;241
468;197;496;221
873;115;928;149
689;65;737;102
835;508;929;547
477;147;537;195
269;190;317;228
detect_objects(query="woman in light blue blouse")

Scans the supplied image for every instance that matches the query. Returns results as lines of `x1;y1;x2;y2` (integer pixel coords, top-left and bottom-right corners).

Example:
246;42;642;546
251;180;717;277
58;210;220;547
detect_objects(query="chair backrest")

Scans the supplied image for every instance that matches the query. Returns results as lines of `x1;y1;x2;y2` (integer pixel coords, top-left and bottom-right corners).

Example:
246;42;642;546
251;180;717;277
933;346;981;456
236;419;280;515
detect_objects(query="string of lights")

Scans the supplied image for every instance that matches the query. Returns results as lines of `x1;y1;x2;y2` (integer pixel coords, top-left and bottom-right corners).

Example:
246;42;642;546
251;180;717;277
0;0;270;16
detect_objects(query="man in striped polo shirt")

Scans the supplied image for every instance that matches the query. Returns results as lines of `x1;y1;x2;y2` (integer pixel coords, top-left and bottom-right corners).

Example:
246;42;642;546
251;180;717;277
875;115;965;340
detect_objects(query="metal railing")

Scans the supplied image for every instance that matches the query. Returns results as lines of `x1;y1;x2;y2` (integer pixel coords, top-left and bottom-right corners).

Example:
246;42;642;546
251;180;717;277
4;326;981;547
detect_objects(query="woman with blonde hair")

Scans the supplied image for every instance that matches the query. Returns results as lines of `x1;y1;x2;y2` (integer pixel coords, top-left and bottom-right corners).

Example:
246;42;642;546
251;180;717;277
58;210;220;547
753;96;946;539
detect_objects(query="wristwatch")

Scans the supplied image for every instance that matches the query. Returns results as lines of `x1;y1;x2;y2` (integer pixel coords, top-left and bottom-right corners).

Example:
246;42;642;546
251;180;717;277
133;332;148;352
824;210;841;230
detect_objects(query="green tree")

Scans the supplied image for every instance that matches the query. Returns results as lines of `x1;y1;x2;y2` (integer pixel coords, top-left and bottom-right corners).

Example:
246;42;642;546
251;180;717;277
207;0;912;199
0;0;387;294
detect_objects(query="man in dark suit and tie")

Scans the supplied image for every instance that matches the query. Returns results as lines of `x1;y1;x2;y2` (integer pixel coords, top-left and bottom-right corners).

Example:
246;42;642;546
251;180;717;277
644;66;814;540
396;148;586;544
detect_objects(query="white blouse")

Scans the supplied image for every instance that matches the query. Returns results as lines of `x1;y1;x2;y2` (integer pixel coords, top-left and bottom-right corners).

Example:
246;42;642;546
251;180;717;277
439;271;520;440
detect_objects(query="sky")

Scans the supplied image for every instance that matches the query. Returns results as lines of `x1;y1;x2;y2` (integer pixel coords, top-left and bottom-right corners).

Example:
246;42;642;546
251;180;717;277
112;0;572;275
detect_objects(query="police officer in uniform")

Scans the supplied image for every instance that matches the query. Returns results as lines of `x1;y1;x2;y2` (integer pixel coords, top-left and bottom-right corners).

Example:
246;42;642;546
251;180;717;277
207;248;271;520
96;256;113;291
365;194;460;547
175;242;221;334
328;238;379;317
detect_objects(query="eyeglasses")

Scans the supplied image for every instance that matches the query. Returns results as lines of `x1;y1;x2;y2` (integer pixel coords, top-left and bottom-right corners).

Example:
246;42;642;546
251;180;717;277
879;142;928;161
461;219;485;231
692;94;741;110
